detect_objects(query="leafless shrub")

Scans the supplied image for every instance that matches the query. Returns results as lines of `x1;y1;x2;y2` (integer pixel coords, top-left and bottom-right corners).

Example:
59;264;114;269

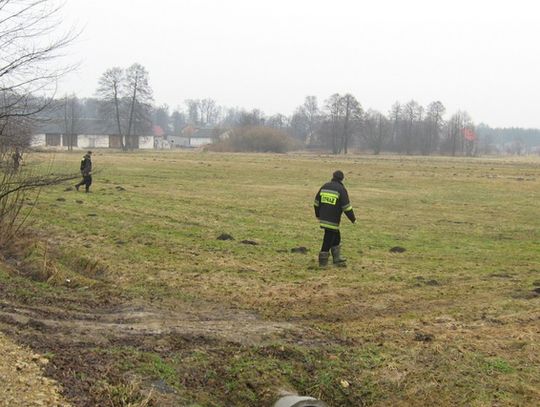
207;126;296;153
0;0;79;247
0;164;78;248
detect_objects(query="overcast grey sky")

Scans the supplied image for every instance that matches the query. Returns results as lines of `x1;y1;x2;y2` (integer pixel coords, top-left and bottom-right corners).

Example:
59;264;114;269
60;0;540;128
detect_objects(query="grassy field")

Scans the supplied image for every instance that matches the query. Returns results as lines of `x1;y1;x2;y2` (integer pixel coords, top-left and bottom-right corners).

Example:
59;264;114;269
1;150;539;406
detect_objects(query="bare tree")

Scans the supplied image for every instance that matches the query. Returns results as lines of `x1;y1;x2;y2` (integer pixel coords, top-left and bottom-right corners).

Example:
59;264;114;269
124;63;153;150
289;96;320;144
341;93;362;154
362;110;390;154
1;0;77;159
266;113;289;129
423;101;445;155
185;99;200;125
96;67;125;149
0;0;77;140
63;94;80;151
444;110;472;156
301;96;320;141
96;63;153;150
388;101;401;152
1;0;79;243
0;0;76;120
323;93;362;154
289;108;309;142
153;104;170;134
199;98;220;126
238;109;265;127
197;100;206;125
171;109;186;135
402;100;421;154
324;93;344;154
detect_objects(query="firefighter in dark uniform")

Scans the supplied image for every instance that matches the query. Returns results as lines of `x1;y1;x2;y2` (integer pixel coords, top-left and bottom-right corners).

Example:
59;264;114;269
75;151;92;193
314;170;356;267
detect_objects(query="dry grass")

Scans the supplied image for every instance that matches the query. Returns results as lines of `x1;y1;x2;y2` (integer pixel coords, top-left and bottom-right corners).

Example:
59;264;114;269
5;150;540;406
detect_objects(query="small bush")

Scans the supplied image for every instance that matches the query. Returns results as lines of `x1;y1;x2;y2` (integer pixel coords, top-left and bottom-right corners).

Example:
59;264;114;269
207;126;295;153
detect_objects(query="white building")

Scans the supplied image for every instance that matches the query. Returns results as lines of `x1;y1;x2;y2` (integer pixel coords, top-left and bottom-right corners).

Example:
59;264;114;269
31;118;154;150
168;126;216;148
31;134;154;149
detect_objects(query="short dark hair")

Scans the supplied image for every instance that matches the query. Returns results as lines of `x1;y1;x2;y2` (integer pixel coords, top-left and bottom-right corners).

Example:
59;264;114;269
332;170;344;181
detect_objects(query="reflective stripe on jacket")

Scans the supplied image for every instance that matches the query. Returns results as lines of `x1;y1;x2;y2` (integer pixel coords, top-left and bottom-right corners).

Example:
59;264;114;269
314;179;356;229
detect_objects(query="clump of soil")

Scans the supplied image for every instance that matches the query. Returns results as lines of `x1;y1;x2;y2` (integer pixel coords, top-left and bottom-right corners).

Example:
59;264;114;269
217;233;234;241
389;246;406;253
240;239;259;245
414;332;434;342
291;247;308;254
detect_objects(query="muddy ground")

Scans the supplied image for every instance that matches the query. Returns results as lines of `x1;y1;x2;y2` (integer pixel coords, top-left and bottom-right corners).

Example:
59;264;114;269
0;266;330;406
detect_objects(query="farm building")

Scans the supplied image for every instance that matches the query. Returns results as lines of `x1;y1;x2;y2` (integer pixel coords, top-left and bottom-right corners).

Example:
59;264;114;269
168;126;219;148
30;118;154;150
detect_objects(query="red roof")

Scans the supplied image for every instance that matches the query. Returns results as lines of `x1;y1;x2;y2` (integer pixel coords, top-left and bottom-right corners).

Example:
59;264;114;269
153;125;165;137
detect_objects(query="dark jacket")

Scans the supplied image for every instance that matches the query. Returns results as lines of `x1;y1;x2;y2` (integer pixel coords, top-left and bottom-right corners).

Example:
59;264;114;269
80;154;92;176
314;178;356;229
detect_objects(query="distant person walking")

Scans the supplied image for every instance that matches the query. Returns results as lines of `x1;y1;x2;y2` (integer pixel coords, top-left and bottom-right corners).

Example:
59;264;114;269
75;151;93;193
11;148;22;171
314;170;356;267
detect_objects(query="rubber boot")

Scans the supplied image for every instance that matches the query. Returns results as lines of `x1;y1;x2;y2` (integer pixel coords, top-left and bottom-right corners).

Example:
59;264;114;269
331;245;347;267
318;251;329;268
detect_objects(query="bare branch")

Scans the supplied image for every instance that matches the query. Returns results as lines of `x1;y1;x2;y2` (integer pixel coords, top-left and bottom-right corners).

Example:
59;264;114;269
0;172;79;201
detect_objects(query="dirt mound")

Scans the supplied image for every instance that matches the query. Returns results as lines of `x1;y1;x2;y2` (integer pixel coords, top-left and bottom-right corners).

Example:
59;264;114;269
0;332;70;406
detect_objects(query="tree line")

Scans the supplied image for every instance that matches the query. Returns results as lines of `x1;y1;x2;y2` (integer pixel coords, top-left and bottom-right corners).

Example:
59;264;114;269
50;85;478;155
10;60;539;156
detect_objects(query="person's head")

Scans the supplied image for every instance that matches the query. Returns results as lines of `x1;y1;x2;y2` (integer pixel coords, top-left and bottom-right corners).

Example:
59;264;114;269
332;170;344;182
87;151;92;155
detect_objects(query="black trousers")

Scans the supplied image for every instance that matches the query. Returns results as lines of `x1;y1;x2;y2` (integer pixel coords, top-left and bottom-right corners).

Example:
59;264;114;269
76;175;92;190
321;228;341;252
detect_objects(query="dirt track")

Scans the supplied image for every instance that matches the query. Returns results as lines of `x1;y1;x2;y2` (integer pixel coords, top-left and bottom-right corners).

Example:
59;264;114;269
0;281;323;406
0;299;303;346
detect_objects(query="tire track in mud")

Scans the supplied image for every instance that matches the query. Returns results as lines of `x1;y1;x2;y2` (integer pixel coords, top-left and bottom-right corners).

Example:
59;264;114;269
0;297;327;406
0;300;304;346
